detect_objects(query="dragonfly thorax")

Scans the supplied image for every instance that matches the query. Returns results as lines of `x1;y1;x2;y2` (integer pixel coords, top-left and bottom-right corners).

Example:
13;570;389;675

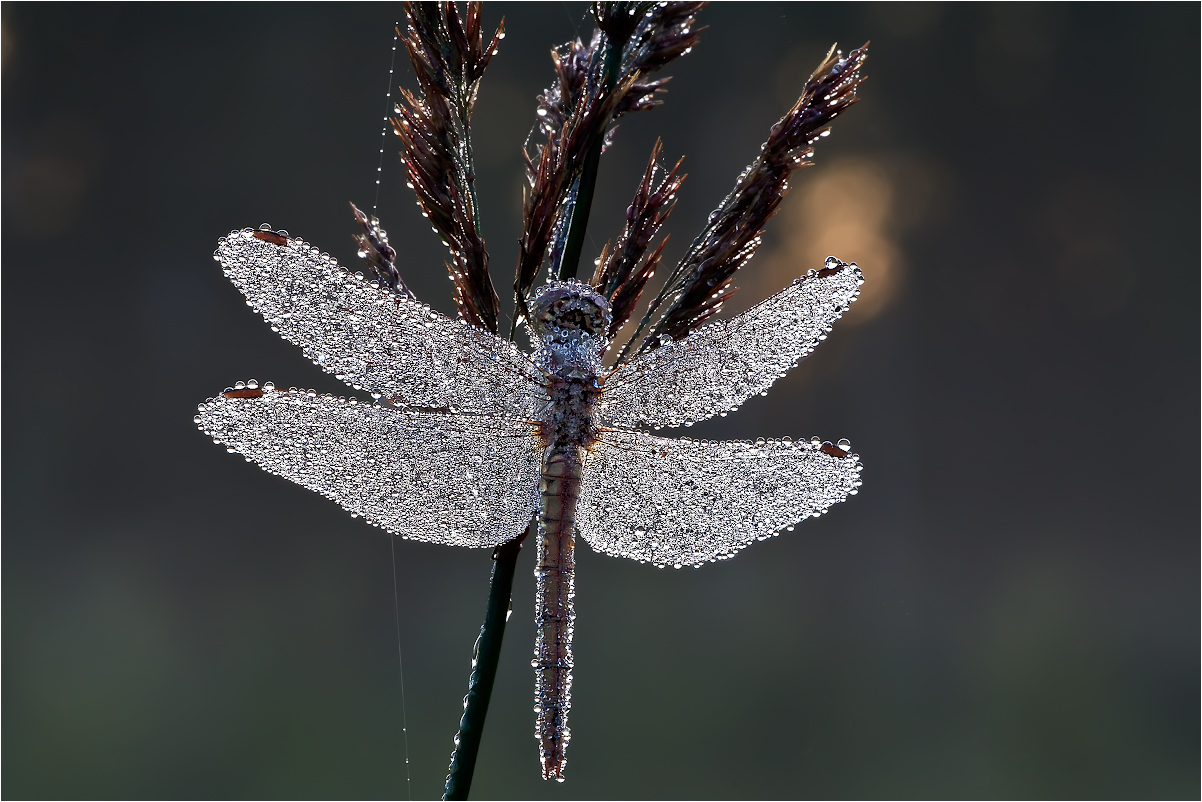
528;281;611;379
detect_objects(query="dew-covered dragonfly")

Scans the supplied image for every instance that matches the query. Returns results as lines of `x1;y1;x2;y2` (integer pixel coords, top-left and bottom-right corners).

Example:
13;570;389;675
196;225;864;781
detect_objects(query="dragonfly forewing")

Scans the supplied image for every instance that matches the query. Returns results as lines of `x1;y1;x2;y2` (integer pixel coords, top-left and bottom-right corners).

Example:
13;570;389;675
197;388;543;547
600;259;863;429
576;429;862;567
216;228;545;416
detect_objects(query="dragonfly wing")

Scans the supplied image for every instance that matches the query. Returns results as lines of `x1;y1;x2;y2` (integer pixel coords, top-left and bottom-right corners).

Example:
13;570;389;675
601;259;863;429
576;429;862;567
197;388;542;547
217;228;545;417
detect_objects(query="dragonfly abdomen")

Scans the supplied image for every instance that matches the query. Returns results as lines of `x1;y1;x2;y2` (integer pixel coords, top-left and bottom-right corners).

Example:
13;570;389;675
534;445;582;782
527;280;608;781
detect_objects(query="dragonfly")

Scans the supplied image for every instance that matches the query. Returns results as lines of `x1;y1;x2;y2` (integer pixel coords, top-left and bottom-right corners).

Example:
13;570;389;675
196;225;865;781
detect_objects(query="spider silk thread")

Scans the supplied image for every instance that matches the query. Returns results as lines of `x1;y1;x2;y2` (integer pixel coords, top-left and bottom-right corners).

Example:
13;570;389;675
390;533;413;801
375;20;413;801
373;23;400;213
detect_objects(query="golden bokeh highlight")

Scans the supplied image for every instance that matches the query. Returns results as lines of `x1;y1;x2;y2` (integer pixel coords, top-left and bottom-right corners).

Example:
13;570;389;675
747;159;903;324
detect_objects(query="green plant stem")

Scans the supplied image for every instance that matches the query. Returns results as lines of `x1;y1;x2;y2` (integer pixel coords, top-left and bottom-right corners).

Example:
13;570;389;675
557;38;625;281
443;529;528;801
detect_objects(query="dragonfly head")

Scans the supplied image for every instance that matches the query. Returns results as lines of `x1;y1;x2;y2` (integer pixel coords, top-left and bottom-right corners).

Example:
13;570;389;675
529;281;612;342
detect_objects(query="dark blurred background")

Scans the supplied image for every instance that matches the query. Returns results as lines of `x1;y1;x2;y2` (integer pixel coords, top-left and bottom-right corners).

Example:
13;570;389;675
3;3;1198;799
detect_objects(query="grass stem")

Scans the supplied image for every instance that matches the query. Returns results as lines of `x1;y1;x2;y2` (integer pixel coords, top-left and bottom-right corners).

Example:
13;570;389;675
557;37;625;281
442;529;528;800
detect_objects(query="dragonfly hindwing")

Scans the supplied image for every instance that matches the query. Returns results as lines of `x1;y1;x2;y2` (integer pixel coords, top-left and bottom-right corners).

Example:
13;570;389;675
198;389;542;547
575;429;862;567
599;259;863;429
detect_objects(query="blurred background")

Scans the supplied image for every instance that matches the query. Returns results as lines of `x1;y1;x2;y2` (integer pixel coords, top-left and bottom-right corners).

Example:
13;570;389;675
3;3;1198;798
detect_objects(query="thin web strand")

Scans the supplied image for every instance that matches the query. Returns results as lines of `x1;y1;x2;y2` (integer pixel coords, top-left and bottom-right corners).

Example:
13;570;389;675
373;23;401;212
378;25;412;796
390;533;413;800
